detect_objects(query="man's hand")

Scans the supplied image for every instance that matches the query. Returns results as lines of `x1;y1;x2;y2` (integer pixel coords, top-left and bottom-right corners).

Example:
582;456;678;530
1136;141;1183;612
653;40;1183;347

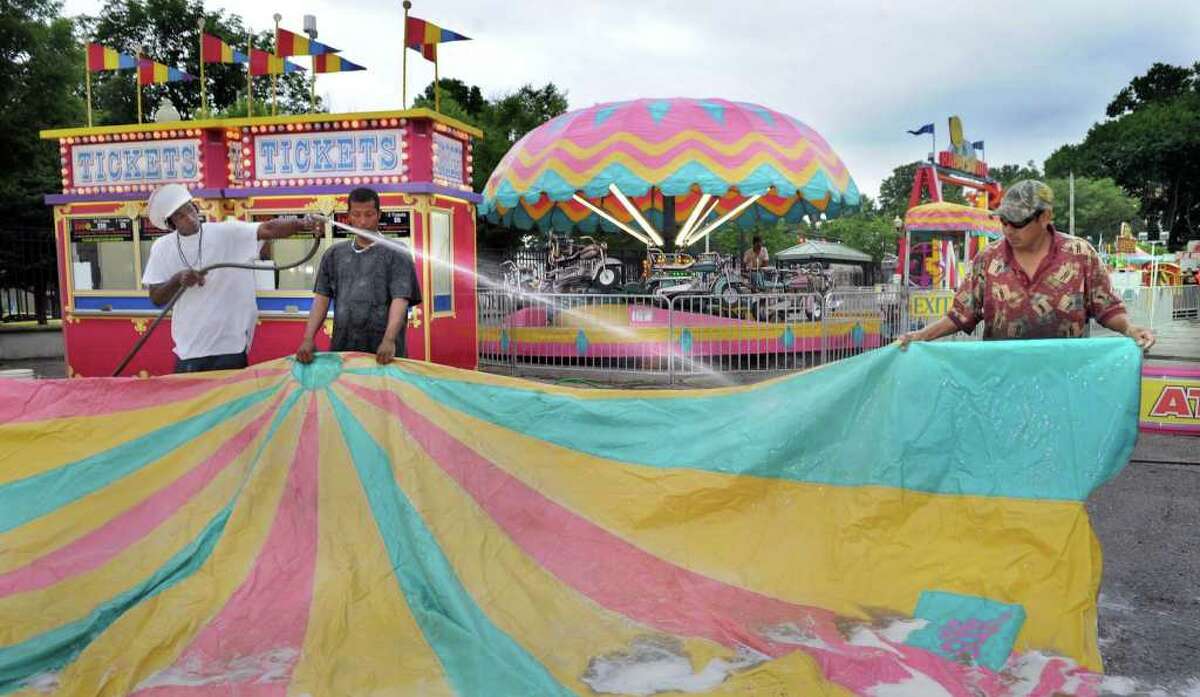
376;337;396;365
299;214;321;233
177;269;206;288
896;330;925;351
1124;324;1156;351
295;338;316;364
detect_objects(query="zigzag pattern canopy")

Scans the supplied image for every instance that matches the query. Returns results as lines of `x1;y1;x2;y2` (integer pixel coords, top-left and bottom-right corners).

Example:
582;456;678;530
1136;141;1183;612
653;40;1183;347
0;340;1139;695
480;97;861;233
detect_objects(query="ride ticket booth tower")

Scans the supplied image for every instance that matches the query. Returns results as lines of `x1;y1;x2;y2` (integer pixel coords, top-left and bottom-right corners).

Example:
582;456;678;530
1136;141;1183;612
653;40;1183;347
39;109;481;376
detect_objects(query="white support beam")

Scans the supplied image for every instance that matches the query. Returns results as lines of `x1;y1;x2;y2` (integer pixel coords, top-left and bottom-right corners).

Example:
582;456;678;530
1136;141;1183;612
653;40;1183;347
608;184;665;246
673;193;713;247
679;196;720;248
685;194;763;247
572;194;653;246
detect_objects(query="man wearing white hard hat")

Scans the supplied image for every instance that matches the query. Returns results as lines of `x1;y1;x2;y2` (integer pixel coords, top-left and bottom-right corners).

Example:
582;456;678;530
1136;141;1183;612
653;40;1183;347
142;183;318;372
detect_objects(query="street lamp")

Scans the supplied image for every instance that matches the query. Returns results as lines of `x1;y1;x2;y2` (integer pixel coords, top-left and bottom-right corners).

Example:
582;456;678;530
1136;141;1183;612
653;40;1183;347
893;215;903;232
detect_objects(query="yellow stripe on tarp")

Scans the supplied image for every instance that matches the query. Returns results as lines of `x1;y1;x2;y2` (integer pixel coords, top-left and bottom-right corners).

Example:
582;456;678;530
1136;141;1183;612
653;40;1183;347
0;376;273;485
0;390;294;646
333;382;848;695
44;392;305;696
388;377;1105;671
0;390;282;577
286;393;452;697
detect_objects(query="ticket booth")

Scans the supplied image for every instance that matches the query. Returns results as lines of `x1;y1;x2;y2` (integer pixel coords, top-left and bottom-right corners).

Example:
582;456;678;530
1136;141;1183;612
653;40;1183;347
40;110;481;376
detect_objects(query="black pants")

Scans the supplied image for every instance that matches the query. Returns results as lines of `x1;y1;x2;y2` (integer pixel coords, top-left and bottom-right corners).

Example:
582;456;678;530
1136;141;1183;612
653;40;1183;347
174;351;249;373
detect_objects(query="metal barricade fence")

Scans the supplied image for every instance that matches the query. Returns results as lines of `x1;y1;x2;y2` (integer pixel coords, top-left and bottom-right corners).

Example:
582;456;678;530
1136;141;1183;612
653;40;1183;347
667;292;824;381
1114;285;1200;325
478;284;1200;382
476;289;671;375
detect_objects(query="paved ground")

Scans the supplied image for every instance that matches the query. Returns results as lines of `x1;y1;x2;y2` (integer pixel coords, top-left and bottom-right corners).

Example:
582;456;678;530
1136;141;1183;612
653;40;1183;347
1090;434;1200;693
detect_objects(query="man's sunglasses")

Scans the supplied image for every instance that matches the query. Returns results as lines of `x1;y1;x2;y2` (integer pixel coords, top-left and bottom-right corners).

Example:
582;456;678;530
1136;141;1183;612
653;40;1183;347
1000;211;1041;229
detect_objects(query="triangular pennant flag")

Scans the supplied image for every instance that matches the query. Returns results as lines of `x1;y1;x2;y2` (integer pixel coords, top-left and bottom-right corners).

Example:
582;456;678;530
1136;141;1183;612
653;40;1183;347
137;58;195;85
276;28;341;56
86;42;137;72
404;16;469;63
201;33;248;64
249;48;306;75
313;54;366;73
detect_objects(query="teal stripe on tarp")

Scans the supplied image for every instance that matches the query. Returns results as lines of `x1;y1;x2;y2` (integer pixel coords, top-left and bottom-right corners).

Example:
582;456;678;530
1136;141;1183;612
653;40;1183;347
0;387;304;693
349;339;1141;502
0;386;280;534
326;390;570;697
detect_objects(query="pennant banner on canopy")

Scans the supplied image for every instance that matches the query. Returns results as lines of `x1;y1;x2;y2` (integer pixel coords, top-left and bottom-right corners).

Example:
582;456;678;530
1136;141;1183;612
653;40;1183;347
404;15;469;62
85;42;136;72
201;33;248;64
276;28;340;56
137;58;195;85
248;48;305;76
312;54;366;73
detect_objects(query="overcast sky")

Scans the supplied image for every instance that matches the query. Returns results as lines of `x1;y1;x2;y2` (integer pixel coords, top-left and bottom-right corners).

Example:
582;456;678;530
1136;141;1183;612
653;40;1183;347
61;0;1200;197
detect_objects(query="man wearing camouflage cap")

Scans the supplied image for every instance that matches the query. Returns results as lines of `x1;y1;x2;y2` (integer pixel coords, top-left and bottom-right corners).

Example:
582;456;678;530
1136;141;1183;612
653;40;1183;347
899;179;1155;349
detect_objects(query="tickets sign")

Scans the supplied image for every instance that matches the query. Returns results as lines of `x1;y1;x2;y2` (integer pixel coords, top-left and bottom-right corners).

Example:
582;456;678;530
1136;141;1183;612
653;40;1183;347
71;139;201;187
254;129;404;181
1140;365;1200;435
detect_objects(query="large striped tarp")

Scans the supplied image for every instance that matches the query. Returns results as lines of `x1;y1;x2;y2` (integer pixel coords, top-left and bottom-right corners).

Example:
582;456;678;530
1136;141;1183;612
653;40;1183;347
0;339;1140;695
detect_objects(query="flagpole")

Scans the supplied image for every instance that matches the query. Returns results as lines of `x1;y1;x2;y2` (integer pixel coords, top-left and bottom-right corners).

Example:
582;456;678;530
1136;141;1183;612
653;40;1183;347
272;14;281;116
402;1;411;109
310;62;316;113
433;50;440;113
136;48;143;124
84;44;93;127
246;27;253;117
198;18;207;118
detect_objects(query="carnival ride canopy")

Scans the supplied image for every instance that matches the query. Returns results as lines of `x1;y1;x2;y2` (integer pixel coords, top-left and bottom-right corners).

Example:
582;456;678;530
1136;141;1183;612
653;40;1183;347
481;98;860;248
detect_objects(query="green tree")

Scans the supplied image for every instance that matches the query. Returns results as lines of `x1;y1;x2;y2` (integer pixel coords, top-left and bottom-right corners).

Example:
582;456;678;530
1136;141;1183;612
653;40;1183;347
877;161;964;219
414;80;568;194
990;161;1042;189
0;0;85;226
81;0;318;124
821;213;901;264
1045;62;1200;248
1043;176;1140;245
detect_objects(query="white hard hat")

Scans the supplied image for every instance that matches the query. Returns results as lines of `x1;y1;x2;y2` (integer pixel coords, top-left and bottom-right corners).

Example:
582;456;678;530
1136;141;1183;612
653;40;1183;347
147;184;193;230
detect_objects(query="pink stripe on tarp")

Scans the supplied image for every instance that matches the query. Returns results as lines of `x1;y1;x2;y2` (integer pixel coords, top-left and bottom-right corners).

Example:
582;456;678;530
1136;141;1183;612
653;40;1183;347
0;389;289;597
339;381;1035;696
131;395;320;696
0;367;288;424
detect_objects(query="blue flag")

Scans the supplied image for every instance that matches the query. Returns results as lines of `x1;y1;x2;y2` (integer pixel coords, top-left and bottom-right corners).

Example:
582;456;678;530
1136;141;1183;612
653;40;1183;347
907;123;934;136
972;140;985;150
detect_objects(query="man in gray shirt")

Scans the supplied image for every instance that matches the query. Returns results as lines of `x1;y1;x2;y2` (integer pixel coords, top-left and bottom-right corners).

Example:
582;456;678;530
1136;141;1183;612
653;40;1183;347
295;188;422;364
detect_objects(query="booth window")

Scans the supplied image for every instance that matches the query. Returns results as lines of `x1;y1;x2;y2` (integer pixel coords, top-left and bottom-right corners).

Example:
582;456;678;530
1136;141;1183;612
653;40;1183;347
430;210;453;314
254;214;330;291
69;217;136;291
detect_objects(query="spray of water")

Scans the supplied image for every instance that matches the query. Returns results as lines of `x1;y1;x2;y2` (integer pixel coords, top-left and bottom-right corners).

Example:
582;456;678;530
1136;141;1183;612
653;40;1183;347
315;215;740;387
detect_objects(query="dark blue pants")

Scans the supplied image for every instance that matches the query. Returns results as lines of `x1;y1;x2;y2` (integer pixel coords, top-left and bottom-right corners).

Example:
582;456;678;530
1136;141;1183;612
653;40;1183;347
174;351;248;373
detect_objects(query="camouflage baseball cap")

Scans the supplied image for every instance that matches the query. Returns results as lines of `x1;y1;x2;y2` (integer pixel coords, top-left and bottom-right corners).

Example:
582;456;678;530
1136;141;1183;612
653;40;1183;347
992;180;1054;222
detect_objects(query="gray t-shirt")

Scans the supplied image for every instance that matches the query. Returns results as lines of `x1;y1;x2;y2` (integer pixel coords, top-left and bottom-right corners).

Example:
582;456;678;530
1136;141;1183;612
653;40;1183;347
313;240;421;356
